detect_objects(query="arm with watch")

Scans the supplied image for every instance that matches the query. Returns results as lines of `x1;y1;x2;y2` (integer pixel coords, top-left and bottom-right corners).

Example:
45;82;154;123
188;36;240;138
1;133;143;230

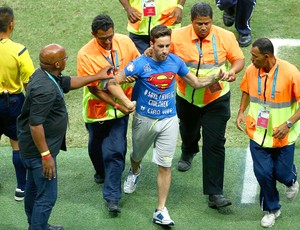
272;105;300;139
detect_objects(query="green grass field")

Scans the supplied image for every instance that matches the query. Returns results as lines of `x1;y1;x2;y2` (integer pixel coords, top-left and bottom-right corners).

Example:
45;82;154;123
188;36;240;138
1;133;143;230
1;0;300;229
1;146;300;230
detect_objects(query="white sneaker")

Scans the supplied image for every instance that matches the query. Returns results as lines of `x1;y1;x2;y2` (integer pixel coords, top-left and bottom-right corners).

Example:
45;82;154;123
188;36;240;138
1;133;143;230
153;207;174;226
123;166;141;194
14;188;24;201
260;210;281;228
285;181;299;201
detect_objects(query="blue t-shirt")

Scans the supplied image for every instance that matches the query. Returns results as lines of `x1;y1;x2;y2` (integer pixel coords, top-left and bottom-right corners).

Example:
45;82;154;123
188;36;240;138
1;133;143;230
124;54;189;119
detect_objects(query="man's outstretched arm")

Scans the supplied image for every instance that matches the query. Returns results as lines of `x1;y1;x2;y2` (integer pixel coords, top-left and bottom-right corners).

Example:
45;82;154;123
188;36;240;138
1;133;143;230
106;70;136;111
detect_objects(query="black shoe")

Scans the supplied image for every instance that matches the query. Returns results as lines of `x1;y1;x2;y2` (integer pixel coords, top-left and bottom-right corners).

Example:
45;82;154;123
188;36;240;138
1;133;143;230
94;173;104;184
106;200;121;213
208;195;232;209
223;7;235;27
238;34;252;47
177;159;192;172
47;224;64;230
177;154;195;172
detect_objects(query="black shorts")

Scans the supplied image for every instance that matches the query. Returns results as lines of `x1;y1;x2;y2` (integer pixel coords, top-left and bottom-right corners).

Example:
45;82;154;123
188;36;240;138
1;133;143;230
0;93;24;140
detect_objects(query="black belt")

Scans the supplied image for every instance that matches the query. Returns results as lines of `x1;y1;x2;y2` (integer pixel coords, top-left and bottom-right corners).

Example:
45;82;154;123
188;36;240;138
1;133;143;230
0;91;23;97
0;90;9;97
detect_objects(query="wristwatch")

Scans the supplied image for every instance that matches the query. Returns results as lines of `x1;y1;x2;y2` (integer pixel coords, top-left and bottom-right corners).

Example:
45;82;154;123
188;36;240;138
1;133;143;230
286;120;293;128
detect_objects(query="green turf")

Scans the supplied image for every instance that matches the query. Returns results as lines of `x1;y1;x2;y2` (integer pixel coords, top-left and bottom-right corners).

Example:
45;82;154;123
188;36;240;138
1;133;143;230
1;147;300;230
1;0;300;229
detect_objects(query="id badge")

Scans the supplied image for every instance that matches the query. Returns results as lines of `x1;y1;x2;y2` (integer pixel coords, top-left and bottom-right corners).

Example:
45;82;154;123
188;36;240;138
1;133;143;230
143;0;156;16
257;109;270;129
208;81;222;93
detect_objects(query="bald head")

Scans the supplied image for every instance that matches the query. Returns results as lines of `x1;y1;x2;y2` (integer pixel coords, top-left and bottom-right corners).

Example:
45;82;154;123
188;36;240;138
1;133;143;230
39;44;67;72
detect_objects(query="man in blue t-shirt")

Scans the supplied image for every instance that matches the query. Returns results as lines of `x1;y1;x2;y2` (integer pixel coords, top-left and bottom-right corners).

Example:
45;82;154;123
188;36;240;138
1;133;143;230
106;24;229;226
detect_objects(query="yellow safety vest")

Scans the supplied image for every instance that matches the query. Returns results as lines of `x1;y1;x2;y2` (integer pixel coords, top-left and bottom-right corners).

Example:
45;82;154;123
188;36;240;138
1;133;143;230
128;0;181;35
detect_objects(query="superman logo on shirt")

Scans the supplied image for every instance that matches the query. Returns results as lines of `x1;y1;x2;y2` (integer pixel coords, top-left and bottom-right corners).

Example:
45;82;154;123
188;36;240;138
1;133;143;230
147;72;175;91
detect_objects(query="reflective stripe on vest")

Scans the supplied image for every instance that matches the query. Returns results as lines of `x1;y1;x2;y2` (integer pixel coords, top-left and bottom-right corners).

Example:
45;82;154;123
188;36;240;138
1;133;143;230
176;35;230;107
246;101;300;148
246;64;300;147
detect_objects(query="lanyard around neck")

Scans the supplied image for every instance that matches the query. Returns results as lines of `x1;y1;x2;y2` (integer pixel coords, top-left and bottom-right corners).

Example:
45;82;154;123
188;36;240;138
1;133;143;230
45;71;64;97
195;34;219;65
102;50;119;72
257;64;279;99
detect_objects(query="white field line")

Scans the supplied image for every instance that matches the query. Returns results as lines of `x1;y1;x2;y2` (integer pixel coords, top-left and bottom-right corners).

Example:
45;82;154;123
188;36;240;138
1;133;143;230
270;38;300;55
241;38;300;204
241;147;257;204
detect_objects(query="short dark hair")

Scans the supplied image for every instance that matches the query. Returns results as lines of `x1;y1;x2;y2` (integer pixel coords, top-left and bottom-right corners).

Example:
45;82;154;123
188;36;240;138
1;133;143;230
191;2;213;21
0;6;14;33
150;25;171;43
91;14;114;33
252;38;274;55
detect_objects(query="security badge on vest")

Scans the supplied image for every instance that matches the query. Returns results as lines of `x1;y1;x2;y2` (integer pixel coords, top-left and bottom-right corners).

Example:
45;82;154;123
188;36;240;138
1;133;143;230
143;0;156;16
257;107;270;129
